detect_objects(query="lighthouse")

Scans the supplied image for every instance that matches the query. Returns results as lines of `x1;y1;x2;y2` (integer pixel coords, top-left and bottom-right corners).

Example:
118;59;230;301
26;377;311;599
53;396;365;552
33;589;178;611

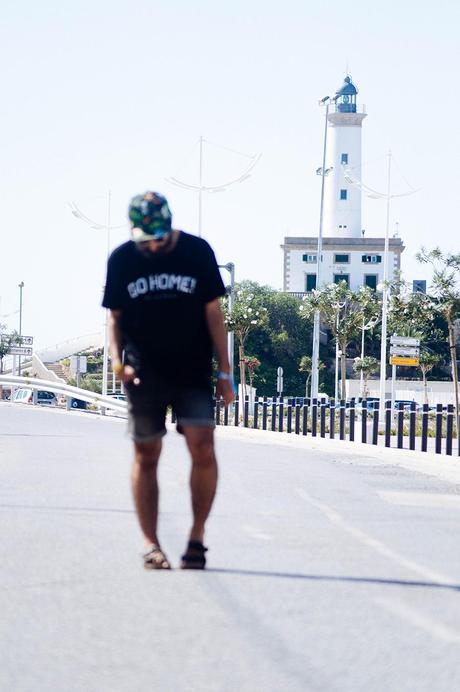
323;76;367;239
281;75;404;293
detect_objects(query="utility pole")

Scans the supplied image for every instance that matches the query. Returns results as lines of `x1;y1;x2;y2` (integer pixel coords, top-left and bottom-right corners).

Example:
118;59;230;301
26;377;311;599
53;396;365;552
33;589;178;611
18;282;24;375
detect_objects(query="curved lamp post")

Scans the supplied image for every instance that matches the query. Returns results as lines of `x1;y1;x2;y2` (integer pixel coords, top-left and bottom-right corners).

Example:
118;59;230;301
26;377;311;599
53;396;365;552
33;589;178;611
311;94;338;400
344;151;419;413
166;136;261;237
69;192;126;398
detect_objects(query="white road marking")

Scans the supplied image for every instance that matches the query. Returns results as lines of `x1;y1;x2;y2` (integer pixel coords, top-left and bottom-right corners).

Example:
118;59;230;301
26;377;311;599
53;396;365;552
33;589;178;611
375;597;460;644
295;487;457;586
378;491;460;509
241;525;273;541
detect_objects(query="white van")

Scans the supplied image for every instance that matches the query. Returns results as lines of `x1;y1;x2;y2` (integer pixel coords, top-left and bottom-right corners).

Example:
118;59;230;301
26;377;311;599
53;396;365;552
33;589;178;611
13;388;58;406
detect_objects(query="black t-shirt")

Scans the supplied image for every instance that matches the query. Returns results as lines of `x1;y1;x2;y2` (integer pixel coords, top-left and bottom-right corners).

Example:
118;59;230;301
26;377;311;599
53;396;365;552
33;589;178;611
102;232;226;384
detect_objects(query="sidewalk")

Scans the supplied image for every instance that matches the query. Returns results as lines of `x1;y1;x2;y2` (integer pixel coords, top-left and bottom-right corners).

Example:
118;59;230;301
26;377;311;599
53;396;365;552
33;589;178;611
214;424;460;486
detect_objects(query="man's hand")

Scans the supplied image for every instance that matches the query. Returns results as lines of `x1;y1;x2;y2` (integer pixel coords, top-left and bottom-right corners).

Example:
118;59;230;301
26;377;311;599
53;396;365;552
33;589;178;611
114;363;140;385
216;377;234;407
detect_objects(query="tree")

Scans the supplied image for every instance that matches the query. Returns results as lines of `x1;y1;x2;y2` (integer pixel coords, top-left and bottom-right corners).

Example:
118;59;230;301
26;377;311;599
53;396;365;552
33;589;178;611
242;355;260;399
388;284;440;341
353;356;379;399
417;248;460;425
223;284;267;398
299;355;325;398
0;325;21;374
0;325;21;399
418;351;442;405
300;283;379;399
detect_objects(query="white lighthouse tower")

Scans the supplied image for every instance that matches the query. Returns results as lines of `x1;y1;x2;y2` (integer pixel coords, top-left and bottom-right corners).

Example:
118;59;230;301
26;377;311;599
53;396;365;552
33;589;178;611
281;75;405;294
323;76;367;239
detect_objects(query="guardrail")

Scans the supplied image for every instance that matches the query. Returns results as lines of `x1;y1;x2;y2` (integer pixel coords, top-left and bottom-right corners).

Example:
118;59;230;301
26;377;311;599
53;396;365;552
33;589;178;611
210;396;460;457
3;379;458;456
0;375;127;414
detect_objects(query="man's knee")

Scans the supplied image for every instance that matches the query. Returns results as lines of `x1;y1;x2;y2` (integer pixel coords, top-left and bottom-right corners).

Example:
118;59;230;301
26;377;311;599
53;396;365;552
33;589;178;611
185;429;216;466
134;439;162;469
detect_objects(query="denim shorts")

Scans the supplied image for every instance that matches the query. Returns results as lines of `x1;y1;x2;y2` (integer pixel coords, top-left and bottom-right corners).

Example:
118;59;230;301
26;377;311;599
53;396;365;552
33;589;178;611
125;377;215;442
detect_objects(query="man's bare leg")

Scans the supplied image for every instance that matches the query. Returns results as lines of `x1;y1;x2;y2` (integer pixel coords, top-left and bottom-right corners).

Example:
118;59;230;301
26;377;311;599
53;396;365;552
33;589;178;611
183;427;218;544
131;439;163;548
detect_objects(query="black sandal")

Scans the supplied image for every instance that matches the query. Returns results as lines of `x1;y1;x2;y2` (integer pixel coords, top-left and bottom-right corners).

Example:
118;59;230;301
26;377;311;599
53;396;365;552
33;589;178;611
143;545;172;570
180;541;208;570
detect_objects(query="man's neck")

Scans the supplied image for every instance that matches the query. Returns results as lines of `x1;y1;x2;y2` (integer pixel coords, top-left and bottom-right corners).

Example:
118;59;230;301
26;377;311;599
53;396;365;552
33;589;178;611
138;230;181;256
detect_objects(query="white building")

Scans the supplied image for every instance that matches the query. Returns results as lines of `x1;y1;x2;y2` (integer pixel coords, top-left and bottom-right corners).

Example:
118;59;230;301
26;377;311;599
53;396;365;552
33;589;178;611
282;76;404;293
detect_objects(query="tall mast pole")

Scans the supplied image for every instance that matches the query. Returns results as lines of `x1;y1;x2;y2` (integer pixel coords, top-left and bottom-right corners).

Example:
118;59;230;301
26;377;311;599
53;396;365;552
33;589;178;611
102;190;111;399
198;136;203;237
311;100;330;399
379;150;392;412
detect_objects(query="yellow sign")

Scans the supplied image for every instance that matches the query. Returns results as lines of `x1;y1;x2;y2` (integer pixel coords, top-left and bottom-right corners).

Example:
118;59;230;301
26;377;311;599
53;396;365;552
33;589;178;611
390;356;420;367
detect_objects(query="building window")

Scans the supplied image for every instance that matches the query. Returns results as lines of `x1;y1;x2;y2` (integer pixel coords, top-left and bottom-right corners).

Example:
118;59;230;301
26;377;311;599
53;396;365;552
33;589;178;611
334;274;349;287
364;275;378;290
302;253;317;263
334;254;350;263
341;153;348;164
413;280;427;294
362;254;382;263
306;274;317;292
340;189;347;200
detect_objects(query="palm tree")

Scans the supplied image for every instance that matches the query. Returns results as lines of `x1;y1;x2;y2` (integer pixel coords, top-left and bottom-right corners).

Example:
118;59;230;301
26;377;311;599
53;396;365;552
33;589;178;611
299;355;325;398
353;356;379;399
417;248;460;426
300;283;378;399
418;351;442;405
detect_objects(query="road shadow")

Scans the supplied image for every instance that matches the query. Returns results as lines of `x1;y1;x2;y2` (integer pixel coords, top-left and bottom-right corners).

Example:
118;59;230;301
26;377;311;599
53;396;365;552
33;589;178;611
206;568;460;592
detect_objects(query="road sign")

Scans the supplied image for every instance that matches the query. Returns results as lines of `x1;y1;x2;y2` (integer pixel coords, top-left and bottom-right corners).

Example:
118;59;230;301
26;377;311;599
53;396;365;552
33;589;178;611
277;366;284;394
390;336;420;347
390;356;419;367
8;346;33;356
0;334;33;345
390;346;420;357
70;355;87;374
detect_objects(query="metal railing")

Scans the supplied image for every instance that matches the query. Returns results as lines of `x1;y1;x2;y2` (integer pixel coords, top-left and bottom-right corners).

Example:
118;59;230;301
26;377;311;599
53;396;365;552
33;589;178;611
211;396;460;457
0;375;127;414
3;377;458;457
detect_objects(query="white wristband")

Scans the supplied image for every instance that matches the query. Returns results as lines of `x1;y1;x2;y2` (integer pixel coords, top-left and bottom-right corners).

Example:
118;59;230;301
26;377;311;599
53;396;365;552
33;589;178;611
217;371;232;381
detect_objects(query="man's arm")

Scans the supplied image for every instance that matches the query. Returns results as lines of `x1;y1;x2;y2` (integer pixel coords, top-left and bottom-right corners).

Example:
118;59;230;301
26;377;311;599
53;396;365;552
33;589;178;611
108;309;137;383
205;299;234;406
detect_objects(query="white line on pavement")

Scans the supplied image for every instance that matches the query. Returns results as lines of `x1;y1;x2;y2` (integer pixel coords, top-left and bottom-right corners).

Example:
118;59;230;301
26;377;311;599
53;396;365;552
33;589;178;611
295;487;457;587
378;491;460;509
374;597;460;644
241;525;273;541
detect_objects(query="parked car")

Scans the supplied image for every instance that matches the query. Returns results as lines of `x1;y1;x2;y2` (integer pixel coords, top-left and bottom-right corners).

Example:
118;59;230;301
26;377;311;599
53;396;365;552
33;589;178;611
108;394;127;402
70;397;87;409
13;388;58;406
354;398;380;411
394;399;417;410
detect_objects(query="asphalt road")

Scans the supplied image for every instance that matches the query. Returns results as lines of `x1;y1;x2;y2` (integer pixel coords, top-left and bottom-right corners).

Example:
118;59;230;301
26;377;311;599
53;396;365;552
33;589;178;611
1;402;460;692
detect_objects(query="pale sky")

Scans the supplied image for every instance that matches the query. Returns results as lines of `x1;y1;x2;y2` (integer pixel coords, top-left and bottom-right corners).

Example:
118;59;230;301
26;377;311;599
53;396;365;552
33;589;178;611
1;0;459;350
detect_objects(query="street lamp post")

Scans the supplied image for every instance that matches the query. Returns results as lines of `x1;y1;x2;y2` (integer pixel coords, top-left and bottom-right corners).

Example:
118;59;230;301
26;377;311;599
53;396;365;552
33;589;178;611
69;192;126;399
18;282;24;375
378;151;392;413
166;137;261;238
360;315;379;397
311;95;336;400
344;152;418;413
332;300;346;401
